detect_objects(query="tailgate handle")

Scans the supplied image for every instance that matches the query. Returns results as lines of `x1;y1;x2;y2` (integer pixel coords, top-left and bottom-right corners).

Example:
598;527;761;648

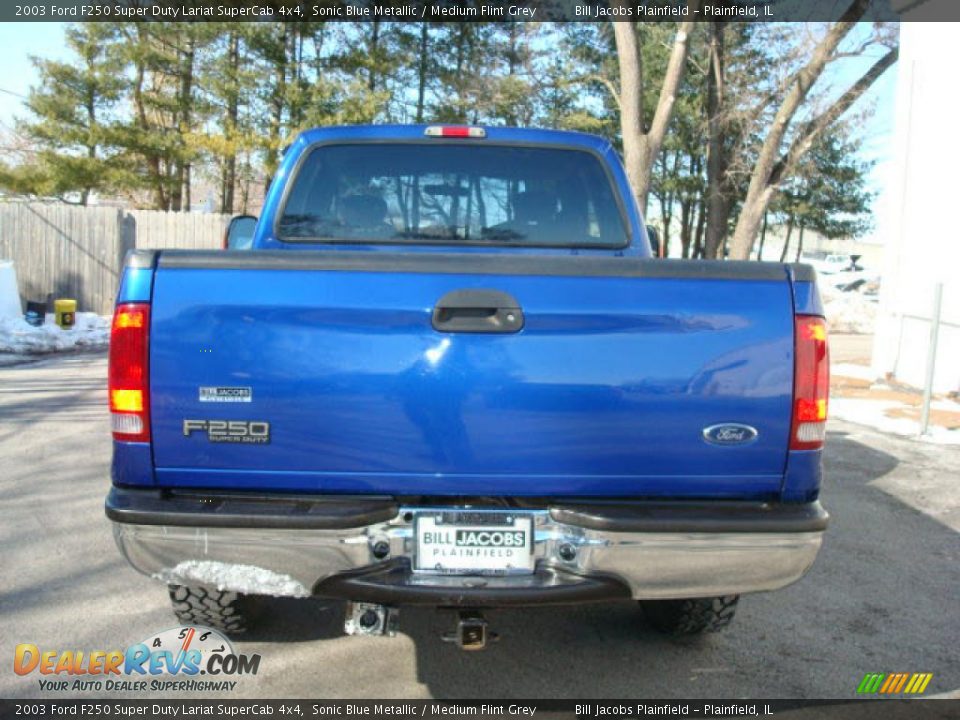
432;289;524;334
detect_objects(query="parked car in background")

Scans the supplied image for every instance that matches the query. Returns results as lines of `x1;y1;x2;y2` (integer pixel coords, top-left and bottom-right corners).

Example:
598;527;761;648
804;253;864;275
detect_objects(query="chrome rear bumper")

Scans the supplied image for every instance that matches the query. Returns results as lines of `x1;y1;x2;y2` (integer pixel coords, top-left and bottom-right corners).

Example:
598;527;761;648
108;490;826;603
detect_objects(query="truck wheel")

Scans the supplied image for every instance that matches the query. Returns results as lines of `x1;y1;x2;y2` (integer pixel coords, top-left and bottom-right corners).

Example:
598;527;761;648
640;595;739;635
168;585;261;635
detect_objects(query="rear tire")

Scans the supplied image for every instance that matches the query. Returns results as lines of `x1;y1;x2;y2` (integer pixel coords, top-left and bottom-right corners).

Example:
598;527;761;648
640;595;739;635
168;585;261;635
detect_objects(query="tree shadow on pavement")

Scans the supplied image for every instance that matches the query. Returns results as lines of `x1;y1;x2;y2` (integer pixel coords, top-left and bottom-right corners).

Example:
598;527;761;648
241;597;345;643
822;429;899;491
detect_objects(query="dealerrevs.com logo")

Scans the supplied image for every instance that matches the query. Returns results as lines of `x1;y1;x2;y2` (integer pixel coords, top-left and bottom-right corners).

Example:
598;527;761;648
14;626;260;693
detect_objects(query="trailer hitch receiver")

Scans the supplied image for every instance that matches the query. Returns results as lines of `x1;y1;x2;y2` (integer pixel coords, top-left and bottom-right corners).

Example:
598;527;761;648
443;610;497;651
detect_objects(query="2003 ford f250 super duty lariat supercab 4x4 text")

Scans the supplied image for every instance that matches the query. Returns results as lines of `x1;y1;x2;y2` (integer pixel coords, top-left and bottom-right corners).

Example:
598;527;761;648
105;125;829;648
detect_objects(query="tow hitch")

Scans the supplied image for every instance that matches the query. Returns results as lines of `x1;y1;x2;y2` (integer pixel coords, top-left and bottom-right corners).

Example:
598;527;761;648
442;610;497;651
344;604;497;650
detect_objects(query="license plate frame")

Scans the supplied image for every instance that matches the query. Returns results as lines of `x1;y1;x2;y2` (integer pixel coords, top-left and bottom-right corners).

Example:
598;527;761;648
413;511;535;575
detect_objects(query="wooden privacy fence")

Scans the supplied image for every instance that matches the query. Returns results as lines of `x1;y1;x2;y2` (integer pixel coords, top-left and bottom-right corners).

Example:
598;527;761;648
0;202;230;315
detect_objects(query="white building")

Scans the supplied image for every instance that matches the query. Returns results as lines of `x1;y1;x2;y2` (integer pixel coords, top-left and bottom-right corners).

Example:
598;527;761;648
871;11;960;394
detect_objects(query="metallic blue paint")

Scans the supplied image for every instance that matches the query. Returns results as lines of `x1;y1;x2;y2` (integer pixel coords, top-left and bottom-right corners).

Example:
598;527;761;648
153;469;784;499
117;267;154;305
782;449;823;502
147;267;795;498
111;442;154;486
792;280;824;316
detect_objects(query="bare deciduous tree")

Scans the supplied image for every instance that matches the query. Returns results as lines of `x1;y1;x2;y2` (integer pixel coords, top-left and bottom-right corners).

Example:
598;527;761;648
703;21;729;260
612;2;700;217
727;0;895;258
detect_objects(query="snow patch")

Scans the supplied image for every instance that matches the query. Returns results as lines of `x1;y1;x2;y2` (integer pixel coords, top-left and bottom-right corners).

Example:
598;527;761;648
0;261;21;321
820;283;877;335
156;560;310;597
831;362;879;383
0;313;109;355
831;398;960;445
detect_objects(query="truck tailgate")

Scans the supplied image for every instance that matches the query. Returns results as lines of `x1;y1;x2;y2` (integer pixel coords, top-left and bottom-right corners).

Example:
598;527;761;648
149;252;794;498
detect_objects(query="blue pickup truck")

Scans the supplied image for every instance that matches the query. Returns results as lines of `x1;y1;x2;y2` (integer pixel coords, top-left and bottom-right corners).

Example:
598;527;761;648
105;125;829;648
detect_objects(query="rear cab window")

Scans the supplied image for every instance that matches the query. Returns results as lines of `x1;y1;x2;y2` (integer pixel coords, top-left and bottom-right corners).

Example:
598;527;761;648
277;143;630;248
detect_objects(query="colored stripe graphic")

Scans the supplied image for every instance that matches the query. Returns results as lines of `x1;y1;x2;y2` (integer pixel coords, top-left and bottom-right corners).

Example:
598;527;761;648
879;674;898;693
889;674;909;693
858;672;933;694
905;674;933;694
857;673;885;694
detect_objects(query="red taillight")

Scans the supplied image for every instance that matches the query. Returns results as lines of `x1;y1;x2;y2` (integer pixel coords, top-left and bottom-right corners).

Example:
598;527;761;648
791;315;829;450
424;126;486;138
109;303;150;442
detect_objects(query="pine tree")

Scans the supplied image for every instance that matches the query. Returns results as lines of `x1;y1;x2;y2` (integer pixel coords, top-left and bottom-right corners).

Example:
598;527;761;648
197;24;260;213
6;24;124;203
431;23;499;124
776;132;875;261
108;23;213;210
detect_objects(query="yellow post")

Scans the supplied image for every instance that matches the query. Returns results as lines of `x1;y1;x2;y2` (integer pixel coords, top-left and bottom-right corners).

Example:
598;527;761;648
54;299;77;329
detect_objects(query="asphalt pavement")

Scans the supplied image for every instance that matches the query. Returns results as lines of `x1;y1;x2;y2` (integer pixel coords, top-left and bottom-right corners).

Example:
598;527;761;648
1;354;957;699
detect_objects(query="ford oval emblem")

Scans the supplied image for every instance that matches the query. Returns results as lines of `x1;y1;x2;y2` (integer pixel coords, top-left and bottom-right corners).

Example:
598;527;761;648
703;423;759;445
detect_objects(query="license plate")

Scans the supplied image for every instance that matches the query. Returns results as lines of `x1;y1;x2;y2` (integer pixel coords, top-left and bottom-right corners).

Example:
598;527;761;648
414;513;535;575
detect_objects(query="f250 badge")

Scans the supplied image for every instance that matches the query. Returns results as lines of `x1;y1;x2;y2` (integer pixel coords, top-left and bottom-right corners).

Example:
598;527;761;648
702;423;758;445
183;420;270;444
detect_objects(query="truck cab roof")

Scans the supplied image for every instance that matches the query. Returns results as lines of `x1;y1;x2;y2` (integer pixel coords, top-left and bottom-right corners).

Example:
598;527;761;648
292;124;616;154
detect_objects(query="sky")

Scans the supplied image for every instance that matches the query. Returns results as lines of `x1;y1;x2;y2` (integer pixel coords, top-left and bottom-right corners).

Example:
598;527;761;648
827;24;898;231
0;21;897;216
0;23;68;134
